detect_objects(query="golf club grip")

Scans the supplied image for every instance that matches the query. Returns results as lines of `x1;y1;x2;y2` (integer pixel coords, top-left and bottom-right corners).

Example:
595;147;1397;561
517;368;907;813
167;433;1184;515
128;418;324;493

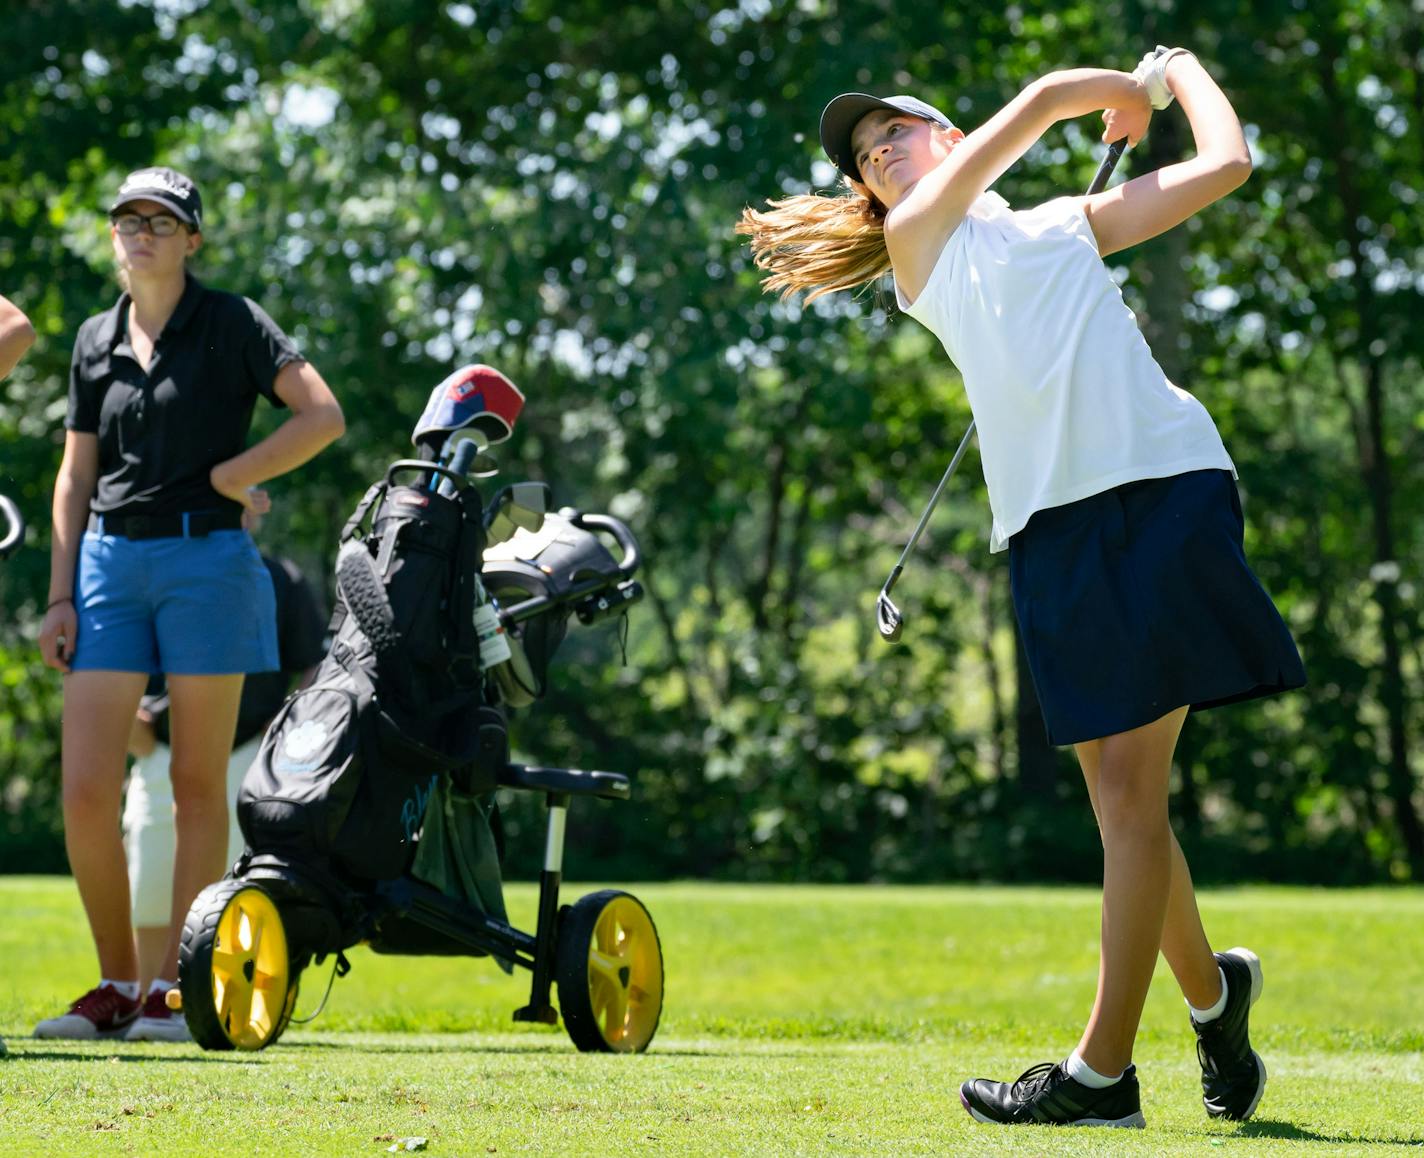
452;438;480;474
437;439;480;497
1087;138;1128;195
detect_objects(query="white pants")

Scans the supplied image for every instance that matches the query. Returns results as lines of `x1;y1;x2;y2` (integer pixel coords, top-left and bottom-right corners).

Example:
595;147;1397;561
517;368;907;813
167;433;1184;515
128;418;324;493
121;734;263;928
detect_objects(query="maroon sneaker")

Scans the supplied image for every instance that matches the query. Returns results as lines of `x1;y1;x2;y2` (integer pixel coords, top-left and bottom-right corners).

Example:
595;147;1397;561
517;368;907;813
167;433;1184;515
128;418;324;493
33;984;142;1040
124;988;191;1043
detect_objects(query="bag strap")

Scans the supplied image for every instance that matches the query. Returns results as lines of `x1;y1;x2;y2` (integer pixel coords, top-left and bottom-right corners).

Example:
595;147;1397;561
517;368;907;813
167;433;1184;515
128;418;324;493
340;482;387;545
329;636;377;700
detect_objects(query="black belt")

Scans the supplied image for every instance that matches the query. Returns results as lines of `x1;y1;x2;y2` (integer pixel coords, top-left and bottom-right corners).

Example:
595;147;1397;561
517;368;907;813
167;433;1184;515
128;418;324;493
89;509;244;540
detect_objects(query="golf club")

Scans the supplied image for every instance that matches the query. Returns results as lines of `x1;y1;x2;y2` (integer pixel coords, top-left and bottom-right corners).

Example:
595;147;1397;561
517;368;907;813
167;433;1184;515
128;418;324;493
0;493;23;561
875;137;1129;643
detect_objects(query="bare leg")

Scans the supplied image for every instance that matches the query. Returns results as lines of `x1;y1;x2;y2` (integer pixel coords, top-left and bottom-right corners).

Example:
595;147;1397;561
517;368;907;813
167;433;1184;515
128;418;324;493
1075;731;1222;1011
158;673;244;981
135;928;169;993
61;670;150;981
1074;705;1188;1075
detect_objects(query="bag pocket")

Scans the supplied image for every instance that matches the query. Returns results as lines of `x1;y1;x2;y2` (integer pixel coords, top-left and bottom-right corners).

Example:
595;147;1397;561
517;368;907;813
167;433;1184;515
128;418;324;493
238;684;363;859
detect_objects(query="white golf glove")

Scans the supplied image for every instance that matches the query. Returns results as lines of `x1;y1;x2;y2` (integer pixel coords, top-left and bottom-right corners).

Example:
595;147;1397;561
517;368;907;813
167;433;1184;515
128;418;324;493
1132;45;1193;110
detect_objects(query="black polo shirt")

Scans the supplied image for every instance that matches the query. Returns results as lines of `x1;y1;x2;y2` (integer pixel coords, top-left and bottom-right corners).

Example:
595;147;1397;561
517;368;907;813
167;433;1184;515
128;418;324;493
66;275;303;517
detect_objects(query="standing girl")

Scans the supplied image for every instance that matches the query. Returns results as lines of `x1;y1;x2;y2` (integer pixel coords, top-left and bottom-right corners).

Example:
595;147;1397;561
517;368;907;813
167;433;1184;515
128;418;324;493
739;51;1304;1127
35;167;344;1041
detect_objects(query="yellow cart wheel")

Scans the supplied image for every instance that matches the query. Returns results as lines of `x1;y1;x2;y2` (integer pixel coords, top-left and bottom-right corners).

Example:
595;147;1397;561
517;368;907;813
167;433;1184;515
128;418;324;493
554;889;663;1053
177;880;296;1051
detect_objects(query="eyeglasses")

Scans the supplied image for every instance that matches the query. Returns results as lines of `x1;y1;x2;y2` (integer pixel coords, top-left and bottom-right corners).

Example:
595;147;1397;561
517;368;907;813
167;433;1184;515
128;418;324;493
111;212;185;237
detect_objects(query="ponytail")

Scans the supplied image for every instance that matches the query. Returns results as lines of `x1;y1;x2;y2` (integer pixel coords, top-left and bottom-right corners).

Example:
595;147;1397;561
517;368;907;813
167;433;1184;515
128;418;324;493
735;187;891;302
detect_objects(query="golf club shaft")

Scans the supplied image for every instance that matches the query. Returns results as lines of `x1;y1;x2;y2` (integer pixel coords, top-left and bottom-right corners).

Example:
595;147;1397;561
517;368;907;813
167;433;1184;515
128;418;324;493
879;138;1128;607
882;418;978;594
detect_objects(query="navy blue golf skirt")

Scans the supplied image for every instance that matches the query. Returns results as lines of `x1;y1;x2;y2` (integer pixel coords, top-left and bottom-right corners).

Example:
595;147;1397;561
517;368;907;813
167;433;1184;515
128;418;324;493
1008;469;1306;746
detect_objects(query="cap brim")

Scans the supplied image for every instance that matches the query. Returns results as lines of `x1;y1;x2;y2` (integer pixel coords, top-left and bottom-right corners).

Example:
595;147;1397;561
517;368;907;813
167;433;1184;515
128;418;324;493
109;193;198;227
819;93;904;182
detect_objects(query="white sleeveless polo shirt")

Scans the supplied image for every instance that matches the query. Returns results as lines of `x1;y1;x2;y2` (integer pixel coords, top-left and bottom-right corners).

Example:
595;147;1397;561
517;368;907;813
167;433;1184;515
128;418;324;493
896;192;1235;552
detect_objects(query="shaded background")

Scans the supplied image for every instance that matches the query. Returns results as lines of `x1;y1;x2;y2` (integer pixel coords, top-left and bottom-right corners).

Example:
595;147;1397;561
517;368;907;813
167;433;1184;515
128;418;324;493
2;0;1420;885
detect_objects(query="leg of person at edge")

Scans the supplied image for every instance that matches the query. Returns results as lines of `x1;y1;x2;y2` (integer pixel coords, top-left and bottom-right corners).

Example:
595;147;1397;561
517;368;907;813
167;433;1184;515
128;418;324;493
0;292;37;1058
33;165;345;1042
740;48;1304;1127
120;508;326;1041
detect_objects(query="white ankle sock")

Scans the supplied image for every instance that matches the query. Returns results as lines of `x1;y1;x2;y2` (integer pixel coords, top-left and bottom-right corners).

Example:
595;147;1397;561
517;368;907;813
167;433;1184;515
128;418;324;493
1188;966;1229;1023
102;978;141;1000
147;979;175;997
1066;1049;1122;1088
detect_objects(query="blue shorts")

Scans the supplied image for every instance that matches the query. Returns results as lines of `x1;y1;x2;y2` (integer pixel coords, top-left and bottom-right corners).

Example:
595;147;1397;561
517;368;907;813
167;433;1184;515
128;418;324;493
1009;470;1306;746
72;525;279;676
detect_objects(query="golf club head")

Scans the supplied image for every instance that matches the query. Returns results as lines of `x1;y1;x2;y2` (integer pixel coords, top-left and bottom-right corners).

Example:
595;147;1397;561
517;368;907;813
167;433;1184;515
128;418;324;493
875;590;904;643
412;363;525;450
484;481;551;545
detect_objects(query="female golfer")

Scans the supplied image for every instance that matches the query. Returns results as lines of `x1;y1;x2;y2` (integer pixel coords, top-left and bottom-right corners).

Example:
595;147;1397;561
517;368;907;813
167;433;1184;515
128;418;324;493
34;166;344;1042
740;51;1304;1127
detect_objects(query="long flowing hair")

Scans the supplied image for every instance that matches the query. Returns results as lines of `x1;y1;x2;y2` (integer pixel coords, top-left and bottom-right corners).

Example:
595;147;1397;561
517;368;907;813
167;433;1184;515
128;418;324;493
736;185;890;303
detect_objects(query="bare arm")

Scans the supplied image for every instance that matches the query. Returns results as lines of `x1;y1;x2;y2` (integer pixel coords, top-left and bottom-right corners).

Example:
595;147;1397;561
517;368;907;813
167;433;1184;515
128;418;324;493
210;360;346;509
886;69;1152;298
0;294;36;380
39;431;99;672
1083;54;1251;257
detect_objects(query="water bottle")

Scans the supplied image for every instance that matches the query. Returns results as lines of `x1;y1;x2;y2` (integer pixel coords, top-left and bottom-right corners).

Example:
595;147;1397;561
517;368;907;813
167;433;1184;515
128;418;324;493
473;600;512;669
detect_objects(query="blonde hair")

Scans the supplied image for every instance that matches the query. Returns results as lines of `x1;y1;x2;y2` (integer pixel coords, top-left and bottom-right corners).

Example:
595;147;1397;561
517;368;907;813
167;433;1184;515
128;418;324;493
736;186;890;303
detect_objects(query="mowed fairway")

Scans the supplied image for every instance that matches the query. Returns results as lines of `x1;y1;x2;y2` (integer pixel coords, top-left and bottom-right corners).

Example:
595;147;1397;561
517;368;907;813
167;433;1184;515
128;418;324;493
1;878;1421;1155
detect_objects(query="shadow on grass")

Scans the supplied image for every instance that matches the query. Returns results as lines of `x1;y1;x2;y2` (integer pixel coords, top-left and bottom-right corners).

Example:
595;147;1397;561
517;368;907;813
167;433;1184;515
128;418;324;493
275;1038;743;1058
7;1048;261;1065
1238;1118;1421;1147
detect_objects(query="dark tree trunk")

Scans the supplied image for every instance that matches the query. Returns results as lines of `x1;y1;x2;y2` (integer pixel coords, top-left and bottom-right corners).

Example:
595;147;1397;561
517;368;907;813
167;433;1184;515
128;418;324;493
1318;44;1424;878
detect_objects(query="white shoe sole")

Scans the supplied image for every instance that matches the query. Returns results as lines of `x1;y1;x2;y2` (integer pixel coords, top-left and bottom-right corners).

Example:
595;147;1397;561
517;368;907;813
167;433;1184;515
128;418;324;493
1239;1051;1268;1121
964;1104;1146;1129
1223;946;1264;1007
33;1018;135;1041
1215;947;1267;1121
124;1018;192;1043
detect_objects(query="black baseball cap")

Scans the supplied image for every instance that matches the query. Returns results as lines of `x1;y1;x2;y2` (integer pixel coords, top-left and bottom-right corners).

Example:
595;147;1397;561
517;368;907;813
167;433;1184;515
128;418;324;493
109;166;203;230
819;93;954;182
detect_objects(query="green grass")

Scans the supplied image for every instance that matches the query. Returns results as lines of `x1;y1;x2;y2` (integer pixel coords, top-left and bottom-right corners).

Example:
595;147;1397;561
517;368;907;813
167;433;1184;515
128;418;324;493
1;878;1421;1154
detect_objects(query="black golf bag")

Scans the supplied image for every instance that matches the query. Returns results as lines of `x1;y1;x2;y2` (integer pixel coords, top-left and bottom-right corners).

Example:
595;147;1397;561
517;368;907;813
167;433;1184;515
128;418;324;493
235;459;640;942
179;366;661;1056
238;466;506;888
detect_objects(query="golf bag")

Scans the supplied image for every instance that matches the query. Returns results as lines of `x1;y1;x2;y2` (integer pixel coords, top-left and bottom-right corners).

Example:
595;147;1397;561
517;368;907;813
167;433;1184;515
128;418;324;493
238;468;507;884
178;365;664;1057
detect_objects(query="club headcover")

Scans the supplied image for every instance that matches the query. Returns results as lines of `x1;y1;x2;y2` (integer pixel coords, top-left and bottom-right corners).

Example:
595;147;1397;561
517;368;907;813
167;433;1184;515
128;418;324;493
413;364;525;449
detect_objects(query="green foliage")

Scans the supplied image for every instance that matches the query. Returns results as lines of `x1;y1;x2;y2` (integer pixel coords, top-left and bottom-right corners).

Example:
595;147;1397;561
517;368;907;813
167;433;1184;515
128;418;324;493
2;1;1421;881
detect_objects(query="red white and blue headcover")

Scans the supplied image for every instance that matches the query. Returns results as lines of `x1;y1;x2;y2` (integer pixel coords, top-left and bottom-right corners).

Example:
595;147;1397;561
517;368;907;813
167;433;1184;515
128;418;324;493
413;364;525;446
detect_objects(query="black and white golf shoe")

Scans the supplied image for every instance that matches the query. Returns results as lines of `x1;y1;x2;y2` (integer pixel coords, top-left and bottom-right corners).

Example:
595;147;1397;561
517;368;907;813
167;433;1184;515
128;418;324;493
959;1061;1146;1128
1193;946;1267;1121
